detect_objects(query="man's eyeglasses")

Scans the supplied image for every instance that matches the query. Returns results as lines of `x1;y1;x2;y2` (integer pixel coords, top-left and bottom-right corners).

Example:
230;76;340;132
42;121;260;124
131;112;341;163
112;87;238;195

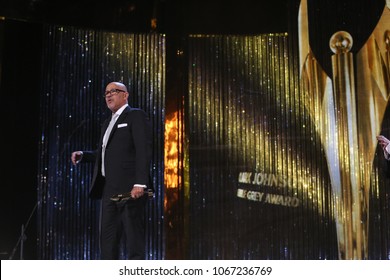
104;88;125;98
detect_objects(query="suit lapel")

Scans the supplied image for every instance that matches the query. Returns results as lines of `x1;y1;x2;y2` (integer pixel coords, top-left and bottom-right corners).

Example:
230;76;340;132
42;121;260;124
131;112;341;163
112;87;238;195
106;105;131;146
100;118;110;145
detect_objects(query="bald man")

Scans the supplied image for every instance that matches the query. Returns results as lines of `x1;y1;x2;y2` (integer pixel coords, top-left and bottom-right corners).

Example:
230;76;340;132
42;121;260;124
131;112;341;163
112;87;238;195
71;82;152;259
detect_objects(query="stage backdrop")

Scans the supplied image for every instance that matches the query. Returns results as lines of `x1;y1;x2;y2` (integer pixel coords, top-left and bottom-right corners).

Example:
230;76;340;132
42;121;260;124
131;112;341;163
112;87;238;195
37;25;165;259
37;1;390;260
186;30;390;259
187;33;338;259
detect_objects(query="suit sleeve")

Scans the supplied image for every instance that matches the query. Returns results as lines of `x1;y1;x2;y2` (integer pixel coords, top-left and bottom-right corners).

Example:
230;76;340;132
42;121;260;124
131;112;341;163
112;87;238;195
131;110;152;186
82;150;98;163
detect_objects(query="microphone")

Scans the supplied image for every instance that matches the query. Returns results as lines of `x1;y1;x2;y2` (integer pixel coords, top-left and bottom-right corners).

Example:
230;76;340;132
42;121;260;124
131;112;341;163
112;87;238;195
110;189;154;202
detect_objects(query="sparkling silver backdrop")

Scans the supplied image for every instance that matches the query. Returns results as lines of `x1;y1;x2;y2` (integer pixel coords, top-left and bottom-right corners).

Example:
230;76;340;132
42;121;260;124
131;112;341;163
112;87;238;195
37;25;165;259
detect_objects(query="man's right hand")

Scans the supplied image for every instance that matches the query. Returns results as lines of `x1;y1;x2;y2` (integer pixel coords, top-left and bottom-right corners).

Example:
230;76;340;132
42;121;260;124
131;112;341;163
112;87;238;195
377;135;390;151
71;151;83;165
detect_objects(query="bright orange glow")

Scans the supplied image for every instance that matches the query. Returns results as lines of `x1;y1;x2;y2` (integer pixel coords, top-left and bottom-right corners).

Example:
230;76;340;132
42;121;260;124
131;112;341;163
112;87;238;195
164;111;182;190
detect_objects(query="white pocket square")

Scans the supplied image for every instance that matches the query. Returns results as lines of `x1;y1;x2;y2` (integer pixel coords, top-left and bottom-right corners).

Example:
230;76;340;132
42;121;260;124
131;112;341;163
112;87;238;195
117;123;128;128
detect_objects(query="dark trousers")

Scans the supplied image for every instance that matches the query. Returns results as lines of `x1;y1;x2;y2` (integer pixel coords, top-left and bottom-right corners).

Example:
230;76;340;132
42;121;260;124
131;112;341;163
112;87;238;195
100;196;146;260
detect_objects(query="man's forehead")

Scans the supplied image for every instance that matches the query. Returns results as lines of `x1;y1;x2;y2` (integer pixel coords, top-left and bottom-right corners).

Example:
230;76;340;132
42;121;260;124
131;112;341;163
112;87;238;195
107;82;126;89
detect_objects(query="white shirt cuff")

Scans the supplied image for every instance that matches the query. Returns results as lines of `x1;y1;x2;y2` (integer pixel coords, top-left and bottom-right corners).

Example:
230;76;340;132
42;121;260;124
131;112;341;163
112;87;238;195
134;184;147;188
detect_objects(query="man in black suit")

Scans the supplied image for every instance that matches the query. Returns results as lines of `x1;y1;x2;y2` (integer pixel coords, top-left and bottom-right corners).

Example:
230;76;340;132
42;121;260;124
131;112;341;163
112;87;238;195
71;81;152;259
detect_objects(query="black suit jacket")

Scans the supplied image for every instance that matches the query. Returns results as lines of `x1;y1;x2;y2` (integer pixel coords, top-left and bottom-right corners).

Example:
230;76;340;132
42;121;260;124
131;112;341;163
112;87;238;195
83;106;152;199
